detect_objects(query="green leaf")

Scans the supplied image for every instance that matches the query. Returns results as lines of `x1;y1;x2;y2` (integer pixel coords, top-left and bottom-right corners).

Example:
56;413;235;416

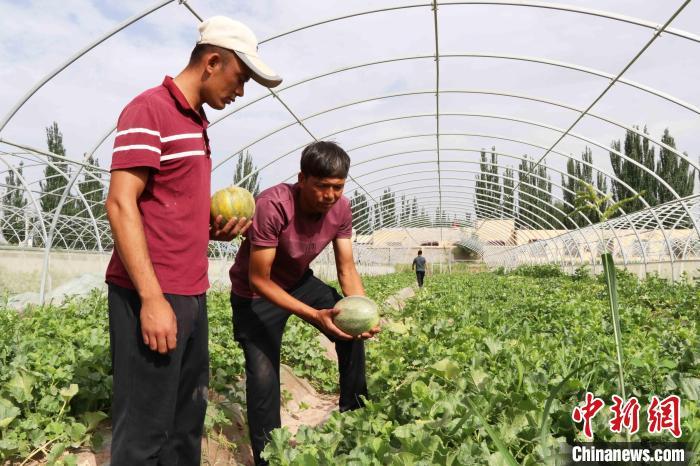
430;358;460;380
46;442;67;464
6;372;36;402
0;398;21;429
463;395;519;466
484;337;503;355
471;368;489;390
67;422;87;443
385;320;409;334
60;384;79;401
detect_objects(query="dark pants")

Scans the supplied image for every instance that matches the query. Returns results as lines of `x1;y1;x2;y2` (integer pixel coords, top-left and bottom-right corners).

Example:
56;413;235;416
231;271;368;466
108;284;209;466
416;271;425;287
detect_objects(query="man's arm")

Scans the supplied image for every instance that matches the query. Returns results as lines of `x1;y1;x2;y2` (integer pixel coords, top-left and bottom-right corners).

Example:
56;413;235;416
106;168;176;354
333;238;379;339
332;238;364;296
248;245;353;340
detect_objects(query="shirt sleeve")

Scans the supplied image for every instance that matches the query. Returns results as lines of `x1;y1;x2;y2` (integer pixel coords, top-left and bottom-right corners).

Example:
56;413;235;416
335;200;353;239
111;101;162;171
248;196;286;247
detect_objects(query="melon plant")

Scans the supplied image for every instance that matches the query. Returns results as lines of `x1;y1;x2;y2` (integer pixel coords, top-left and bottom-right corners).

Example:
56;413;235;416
333;296;380;336
210;186;255;222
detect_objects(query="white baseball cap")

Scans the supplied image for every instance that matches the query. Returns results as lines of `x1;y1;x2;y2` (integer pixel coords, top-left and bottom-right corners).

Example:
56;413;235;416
197;16;282;88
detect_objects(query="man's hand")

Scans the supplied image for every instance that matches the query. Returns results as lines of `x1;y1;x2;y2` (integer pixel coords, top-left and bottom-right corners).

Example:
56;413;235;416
356;325;381;340
315;309;354;341
210;215;251;241
140;295;178;354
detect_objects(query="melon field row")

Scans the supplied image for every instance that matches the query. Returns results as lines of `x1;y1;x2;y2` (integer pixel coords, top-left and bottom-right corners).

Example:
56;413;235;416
263;267;700;465
0;273;413;463
1;268;698;464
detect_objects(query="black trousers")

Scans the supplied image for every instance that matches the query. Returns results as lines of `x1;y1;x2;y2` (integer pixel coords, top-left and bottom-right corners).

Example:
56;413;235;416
108;284;209;466
416;271;425;287
231;271;368;466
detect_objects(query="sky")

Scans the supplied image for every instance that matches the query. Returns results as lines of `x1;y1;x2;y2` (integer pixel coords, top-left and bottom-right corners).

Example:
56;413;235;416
0;0;699;224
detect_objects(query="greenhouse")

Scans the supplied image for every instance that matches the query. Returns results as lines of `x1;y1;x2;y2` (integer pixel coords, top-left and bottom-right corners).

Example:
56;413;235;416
0;1;698;465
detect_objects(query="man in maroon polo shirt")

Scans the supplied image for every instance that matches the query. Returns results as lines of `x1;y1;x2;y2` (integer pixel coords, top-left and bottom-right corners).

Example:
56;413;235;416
229;141;380;465
105;17;281;465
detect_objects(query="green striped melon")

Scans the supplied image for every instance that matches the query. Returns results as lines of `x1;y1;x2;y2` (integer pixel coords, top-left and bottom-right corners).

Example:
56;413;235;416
210;186;255;222
333;296;379;336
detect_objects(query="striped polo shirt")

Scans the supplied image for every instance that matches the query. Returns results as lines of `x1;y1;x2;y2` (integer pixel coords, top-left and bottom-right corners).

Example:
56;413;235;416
106;76;212;295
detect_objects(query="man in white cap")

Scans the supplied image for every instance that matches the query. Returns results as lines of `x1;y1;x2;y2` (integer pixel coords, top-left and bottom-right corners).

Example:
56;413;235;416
105;16;281;465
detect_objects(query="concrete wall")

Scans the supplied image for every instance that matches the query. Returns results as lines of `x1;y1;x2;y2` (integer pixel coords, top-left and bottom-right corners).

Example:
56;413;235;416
0;247;396;296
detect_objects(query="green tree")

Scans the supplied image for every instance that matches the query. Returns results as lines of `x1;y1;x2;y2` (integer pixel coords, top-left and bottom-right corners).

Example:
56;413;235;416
399;194;411;227
609;126;656;214
379;188;396;227
40;122;72;215
562;147;607;227
2;162;28;244
77;155;105;218
75;155;106;249
233;150;260;196
655;128;695;204
517;156;555;230
373;202;382;230
350;190;371;235
475;147;500;219
416;207;430;227
502;166;515;219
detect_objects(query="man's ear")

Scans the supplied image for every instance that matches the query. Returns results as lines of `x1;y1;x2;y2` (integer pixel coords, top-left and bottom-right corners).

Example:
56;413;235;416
204;52;223;74
297;172;304;184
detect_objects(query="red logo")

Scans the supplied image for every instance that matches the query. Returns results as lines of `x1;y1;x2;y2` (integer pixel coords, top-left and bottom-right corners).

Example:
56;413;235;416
572;392;605;438
648;395;682;438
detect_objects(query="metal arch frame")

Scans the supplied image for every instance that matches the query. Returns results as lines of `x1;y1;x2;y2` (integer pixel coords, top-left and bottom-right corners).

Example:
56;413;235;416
3;0;697;178
365;195;577;268
351;189;565;267
343;163;613;269
334;148;651;270
1;143;108;301
509;0;697;264
0;204;29;245
0;0;698;287
431;0;444;243
61;9;700;234
179;2;426;248
0;156;49;250
206;52;700;147
297;90;698;172
257;110;676;268
359;196;547;265
487;194;700;261
0;142;106;237
491;195;700;270
261;114;664;272
258;1;700;46
0;0;177;134
326;112;682;262
343;159;605;262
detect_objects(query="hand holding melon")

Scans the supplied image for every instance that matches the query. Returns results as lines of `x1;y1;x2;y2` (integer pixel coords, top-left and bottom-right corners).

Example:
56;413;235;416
210;186;255;241
332;296;380;338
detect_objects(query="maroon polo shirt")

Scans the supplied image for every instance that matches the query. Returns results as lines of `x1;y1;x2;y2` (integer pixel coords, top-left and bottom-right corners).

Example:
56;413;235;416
230;183;353;298
106;76;212;295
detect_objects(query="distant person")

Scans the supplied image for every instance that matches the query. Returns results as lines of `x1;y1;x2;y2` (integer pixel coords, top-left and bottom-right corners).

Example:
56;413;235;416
105;16;281;465
412;250;427;287
228;141;380;465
